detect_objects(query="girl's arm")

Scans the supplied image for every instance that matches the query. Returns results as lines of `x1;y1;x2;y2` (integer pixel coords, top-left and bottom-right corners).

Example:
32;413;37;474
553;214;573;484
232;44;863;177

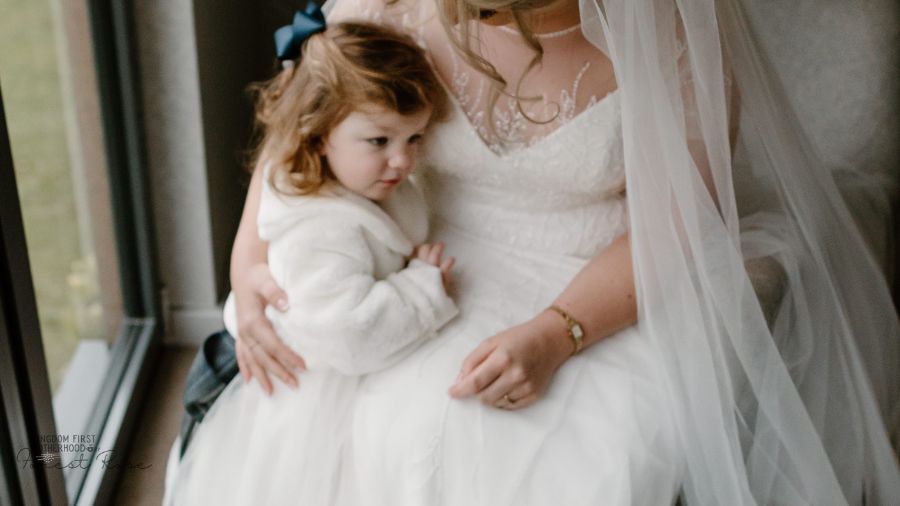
230;168;306;394
272;227;457;375
448;232;635;408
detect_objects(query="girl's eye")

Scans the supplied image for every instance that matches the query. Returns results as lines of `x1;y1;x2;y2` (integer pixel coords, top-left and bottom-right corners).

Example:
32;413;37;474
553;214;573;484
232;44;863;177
477;8;497;20
367;137;389;147
408;134;424;144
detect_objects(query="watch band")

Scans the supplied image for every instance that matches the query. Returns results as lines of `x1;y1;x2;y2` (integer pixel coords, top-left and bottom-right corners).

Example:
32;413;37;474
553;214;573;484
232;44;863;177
547;305;584;355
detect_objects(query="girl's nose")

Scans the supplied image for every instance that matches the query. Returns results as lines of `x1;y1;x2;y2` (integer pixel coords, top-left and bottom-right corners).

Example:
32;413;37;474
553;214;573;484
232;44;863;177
388;146;414;173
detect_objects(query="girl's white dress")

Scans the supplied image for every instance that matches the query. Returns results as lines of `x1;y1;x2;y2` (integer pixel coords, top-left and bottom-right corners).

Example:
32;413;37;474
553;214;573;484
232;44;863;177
164;175;458;505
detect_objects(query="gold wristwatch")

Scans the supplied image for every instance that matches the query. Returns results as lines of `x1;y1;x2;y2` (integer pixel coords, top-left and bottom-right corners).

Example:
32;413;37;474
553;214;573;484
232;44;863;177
547;305;584;355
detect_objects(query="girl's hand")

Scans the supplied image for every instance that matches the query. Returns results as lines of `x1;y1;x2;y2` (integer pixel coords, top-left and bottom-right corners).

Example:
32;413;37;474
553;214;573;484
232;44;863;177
412;242;455;292
233;263;306;395
448;310;573;410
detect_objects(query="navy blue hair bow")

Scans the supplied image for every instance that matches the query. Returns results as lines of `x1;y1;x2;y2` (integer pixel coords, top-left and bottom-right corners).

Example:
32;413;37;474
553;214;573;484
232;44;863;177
274;2;327;62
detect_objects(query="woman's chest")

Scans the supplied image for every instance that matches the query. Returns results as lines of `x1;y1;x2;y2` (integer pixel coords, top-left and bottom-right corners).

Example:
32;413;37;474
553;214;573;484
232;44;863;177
420;91;627;208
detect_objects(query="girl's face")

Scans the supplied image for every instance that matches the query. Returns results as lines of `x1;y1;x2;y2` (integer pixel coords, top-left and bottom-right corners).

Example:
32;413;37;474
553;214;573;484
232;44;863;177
320;104;432;201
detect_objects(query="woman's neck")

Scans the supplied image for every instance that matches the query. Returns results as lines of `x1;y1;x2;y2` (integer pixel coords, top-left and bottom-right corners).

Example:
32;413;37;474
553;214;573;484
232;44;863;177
526;0;581;34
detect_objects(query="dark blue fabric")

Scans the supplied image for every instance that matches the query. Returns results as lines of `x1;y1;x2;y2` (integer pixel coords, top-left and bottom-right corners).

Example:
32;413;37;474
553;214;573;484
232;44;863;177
274;2;326;62
179;329;239;458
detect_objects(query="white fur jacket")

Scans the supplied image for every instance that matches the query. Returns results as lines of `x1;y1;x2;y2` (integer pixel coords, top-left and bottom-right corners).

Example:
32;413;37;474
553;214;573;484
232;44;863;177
224;176;458;375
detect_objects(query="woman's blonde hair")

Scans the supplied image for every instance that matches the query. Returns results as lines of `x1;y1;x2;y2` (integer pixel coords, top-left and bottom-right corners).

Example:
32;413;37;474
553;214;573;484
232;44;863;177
435;0;564;140
251;21;448;196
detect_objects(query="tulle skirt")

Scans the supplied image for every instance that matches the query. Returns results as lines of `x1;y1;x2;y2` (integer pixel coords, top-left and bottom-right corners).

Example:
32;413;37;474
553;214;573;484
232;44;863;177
164;368;361;505
164;222;683;505
351;221;683;505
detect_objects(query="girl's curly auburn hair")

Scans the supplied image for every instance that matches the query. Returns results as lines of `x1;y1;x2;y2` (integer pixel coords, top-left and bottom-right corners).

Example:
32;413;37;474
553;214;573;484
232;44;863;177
249;21;448;196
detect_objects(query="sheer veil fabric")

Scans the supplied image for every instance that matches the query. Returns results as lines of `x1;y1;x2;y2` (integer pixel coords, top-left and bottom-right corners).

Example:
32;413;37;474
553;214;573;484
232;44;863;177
579;0;900;503
321;0;900;503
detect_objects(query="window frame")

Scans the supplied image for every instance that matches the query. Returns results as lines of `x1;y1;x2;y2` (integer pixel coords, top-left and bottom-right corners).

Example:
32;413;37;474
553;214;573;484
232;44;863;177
0;0;162;503
0;82;69;506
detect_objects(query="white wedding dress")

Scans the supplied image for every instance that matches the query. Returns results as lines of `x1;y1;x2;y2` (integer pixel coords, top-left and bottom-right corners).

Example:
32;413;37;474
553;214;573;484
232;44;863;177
344;0;900;501
349;85;684;505
328;2;683;501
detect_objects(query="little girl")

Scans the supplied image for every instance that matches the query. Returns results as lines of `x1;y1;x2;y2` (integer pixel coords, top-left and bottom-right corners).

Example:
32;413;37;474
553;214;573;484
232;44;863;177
164;17;455;505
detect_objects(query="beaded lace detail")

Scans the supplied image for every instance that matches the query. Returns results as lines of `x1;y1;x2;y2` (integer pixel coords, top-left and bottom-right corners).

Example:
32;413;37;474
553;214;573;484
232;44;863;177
334;0;612;154
447;50;603;154
420;71;627;259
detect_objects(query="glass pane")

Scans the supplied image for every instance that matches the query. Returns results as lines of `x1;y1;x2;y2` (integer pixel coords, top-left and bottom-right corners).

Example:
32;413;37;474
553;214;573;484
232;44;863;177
0;0;123;481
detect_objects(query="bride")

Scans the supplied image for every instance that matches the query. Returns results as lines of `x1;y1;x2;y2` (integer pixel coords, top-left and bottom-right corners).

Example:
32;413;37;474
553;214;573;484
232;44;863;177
209;0;900;504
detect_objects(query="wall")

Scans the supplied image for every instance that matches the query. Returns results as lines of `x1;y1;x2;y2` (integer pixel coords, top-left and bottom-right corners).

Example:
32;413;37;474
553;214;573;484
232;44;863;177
133;0;308;344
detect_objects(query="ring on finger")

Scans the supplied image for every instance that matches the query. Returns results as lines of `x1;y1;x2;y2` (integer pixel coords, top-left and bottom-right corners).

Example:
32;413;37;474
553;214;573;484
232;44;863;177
495;393;515;409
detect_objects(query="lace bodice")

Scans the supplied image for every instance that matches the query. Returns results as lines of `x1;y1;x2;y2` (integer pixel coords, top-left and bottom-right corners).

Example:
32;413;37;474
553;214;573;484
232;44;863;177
419;87;628;260
444;46;612;154
433;22;618;154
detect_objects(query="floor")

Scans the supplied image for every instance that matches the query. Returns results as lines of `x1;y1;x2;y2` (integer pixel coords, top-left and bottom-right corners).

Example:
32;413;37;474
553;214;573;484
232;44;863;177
110;345;196;505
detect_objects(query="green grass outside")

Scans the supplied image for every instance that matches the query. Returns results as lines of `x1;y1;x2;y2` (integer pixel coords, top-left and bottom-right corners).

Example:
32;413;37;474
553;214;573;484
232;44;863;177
0;0;99;391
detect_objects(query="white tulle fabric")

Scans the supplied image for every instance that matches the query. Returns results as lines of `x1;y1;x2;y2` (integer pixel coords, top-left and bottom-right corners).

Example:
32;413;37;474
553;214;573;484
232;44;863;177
578;0;900;503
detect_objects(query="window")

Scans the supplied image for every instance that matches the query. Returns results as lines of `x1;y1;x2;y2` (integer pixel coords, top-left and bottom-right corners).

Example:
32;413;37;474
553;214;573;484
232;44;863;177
0;0;159;503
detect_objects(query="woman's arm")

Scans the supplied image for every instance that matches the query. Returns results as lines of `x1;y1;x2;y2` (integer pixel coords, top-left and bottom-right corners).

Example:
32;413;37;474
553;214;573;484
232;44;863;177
447;56;740;409
448;232;635;409
230;167;306;394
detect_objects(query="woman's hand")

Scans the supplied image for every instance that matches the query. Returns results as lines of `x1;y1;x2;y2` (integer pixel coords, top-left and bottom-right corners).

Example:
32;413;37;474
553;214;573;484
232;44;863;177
448;310;573;410
233;263;307;395
448;233;636;410
230;167;306;395
412;242;455;292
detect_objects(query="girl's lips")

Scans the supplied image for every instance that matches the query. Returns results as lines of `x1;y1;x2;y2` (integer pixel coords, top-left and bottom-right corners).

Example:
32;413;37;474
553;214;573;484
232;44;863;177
379;178;401;185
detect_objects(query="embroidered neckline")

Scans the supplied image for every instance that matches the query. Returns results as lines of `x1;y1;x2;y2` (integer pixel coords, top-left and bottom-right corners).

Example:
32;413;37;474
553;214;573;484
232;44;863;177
449;53;601;154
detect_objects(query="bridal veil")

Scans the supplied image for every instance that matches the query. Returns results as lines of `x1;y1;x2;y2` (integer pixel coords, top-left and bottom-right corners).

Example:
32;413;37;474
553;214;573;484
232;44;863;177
580;0;900;503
